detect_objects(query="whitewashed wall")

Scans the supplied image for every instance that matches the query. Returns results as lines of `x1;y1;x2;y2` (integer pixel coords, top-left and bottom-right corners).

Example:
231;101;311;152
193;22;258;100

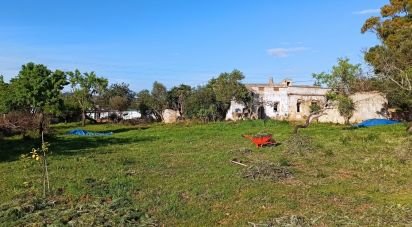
227;85;329;121
318;92;388;124
257;87;289;120
225;101;246;121
226;84;387;124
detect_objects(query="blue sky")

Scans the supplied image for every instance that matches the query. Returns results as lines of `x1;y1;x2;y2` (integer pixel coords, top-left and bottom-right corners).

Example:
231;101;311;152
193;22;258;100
0;0;386;91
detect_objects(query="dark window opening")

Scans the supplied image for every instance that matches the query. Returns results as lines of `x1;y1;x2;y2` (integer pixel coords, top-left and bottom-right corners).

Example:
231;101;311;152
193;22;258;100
273;102;279;112
297;102;301;113
258;106;266;119
286;81;291;86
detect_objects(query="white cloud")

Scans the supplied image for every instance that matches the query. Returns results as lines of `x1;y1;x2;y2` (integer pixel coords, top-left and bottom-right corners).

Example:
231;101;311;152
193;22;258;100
267;47;308;58
353;9;380;15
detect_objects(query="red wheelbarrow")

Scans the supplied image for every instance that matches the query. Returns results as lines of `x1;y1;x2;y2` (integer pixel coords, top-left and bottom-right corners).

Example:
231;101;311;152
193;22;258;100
242;133;276;148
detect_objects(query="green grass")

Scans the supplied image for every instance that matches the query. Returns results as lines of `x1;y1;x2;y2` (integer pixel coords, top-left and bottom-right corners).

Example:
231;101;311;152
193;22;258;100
0;120;411;225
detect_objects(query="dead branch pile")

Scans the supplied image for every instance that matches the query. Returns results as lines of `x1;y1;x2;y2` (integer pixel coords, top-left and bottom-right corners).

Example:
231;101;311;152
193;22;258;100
0;112;39;136
243;161;293;182
285;134;314;155
229;148;253;166
0;196;158;226
248;215;311;227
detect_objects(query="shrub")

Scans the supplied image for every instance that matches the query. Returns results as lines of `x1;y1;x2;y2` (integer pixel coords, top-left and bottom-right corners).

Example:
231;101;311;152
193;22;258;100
108;113;122;123
0;112;38;136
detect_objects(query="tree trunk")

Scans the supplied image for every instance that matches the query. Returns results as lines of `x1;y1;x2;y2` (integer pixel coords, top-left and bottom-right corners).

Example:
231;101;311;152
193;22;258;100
38;112;44;136
344;117;350;125
293;110;325;134
180;103;185;119
154;110;163;122
82;110;86;127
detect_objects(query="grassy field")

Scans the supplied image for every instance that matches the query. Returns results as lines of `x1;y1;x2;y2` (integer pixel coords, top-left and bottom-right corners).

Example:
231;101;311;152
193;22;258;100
0;120;411;226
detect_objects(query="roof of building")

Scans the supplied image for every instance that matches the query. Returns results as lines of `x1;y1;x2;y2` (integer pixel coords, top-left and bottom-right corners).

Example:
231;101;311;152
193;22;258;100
244;78;327;89
245;83;327;89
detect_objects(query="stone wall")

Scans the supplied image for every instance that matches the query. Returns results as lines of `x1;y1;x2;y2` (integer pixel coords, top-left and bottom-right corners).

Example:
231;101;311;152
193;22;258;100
318;92;388;124
226;80;388;124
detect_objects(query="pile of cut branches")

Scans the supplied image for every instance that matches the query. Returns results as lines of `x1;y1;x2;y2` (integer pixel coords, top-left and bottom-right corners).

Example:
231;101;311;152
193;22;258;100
242;161;293;182
285;133;314;155
0;196;157;226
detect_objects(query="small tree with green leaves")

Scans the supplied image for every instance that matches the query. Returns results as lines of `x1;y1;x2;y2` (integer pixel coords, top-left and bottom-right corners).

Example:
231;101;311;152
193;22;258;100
9;63;68;135
313;58;361;124
208;69;251;119
136;89;153;119
309;102;322;113
109;96;129;112
135;82;168;121
150;81;168;121
21;132;51;197
68;70;108;126
105;83;135;110
168;84;192;118
184;86;217;120
294;58;362;133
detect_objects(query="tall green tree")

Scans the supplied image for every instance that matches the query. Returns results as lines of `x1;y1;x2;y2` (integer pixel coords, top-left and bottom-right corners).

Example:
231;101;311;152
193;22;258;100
208;69;250;119
167;84;191;118
313;58;361;95
135;82;168;121
105;83;135;107
185;86;217;121
361;0;412;110
68;70;108;126
150;81;168;121
9;63;68;134
0;75;11;114
313;58;361;125
136;89;152;118
60;92;82;123
105;83;136;119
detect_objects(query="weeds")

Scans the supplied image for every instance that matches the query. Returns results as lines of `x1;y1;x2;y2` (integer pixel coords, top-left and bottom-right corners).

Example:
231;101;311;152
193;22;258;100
395;137;412;164
285;134;314;155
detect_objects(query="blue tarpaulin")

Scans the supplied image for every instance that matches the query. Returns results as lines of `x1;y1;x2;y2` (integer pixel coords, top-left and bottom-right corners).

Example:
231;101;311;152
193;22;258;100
355;119;400;128
67;129;113;136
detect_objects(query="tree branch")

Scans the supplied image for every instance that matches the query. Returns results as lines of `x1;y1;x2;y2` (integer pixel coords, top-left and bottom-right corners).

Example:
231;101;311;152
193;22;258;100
293;109;327;134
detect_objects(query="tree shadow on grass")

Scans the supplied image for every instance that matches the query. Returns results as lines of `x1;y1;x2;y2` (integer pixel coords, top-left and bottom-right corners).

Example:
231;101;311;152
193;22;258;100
0;138;39;162
51;135;156;156
100;126;150;134
0;134;157;162
52;123;150;134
